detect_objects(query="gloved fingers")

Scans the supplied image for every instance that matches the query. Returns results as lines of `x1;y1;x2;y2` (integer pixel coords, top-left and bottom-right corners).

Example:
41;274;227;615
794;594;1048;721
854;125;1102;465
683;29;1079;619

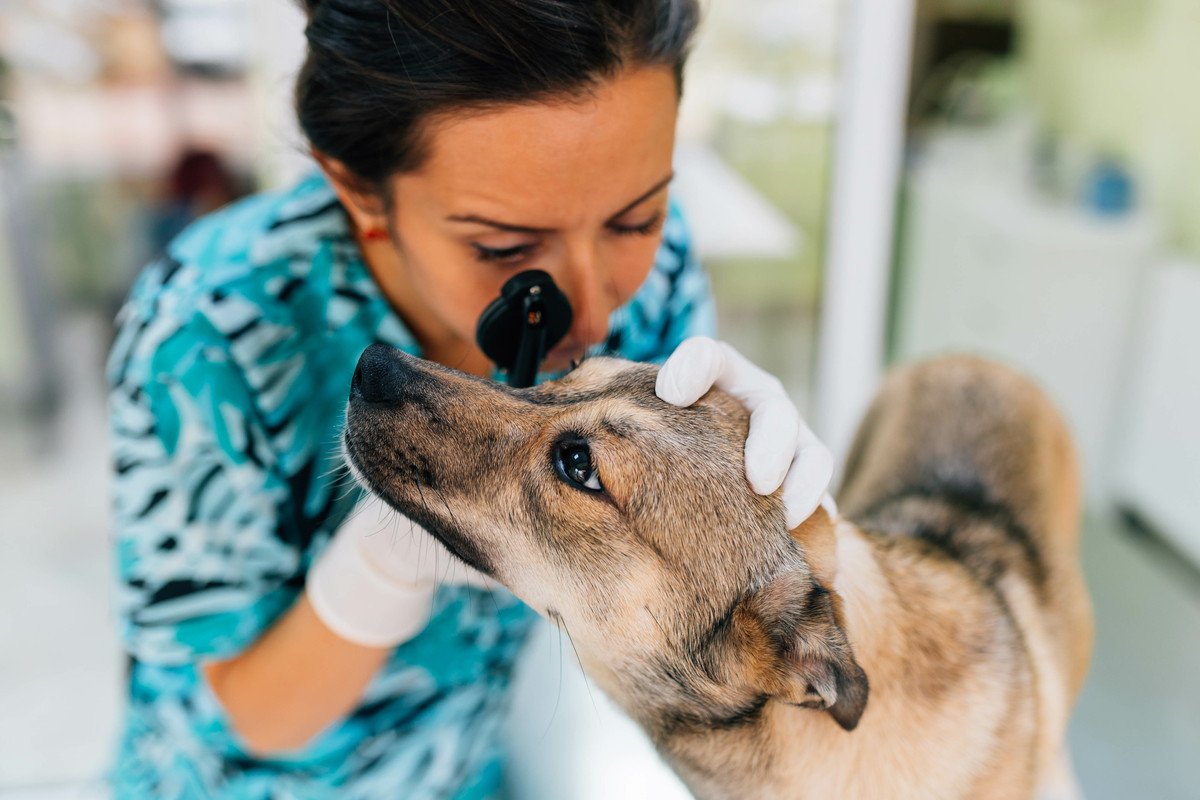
656;336;727;406
708;341;786;407
657;336;787;407
819;491;840;519
781;441;835;529
745;394;802;494
658;336;833;524
794;412;825;452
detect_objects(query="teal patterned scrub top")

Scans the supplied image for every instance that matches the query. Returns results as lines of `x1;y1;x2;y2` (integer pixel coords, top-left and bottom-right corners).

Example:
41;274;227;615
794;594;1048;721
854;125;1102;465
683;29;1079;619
106;171;715;799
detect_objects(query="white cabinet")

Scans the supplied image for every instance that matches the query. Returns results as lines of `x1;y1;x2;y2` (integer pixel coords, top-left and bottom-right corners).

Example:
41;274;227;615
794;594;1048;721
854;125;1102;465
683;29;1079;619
1111;263;1200;566
893;131;1161;500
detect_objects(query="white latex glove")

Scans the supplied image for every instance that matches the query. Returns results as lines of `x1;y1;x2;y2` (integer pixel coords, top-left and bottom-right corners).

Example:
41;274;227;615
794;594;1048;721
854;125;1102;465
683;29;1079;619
308;498;498;648
656;336;835;529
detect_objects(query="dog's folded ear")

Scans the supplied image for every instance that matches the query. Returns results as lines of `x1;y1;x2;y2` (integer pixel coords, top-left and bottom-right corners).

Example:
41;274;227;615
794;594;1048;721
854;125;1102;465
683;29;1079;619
731;571;869;732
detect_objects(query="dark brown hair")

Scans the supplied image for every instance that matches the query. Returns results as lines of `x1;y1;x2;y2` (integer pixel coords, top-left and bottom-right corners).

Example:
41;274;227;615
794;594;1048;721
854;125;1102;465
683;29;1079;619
295;0;699;189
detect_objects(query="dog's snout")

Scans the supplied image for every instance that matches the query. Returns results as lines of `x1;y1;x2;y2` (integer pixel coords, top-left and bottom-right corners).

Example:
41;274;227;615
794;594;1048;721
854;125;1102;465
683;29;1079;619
352;343;415;405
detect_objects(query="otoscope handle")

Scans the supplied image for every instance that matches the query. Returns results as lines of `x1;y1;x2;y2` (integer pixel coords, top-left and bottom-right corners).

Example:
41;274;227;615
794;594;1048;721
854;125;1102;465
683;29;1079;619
509;288;548;388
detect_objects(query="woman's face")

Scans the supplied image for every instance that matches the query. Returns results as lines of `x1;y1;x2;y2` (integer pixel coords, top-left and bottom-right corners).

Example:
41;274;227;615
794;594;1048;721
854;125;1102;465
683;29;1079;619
332;66;679;374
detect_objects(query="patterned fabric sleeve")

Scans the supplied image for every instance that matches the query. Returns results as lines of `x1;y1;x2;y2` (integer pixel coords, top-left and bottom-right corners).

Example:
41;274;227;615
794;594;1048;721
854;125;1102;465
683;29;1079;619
604;199;717;364
108;257;303;666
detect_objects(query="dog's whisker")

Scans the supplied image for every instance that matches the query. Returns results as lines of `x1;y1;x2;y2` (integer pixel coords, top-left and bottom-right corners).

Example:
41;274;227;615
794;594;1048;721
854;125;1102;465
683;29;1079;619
319;469;345;486
435;531;451;589
333;483;359;505
430;483;474;588
386;504;403;553
339;501;369;527
644;605;669;640
485;583;502;616
559;615;600;721
449;344;473;374
341;494;386;532
317;458;351;482
411;473;453;592
431;485;464;544
412;472;431;517
408;474;441;582
431;483;455;523
410;477;435;576
325;465;362;500
357;506;396;537
541;610;567;740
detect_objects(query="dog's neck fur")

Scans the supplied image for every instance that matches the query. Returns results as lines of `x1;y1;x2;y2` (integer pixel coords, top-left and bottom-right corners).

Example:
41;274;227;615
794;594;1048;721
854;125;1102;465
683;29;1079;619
652;518;1035;800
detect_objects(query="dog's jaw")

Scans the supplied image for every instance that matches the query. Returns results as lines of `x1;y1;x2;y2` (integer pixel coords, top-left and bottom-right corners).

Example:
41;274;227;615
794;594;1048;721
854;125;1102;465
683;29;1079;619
341;429;498;577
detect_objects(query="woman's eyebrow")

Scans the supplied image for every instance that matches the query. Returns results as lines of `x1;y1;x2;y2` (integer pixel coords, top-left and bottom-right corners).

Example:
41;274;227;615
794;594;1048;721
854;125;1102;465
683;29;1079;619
606;172;674;219
444;216;554;234
445;173;675;233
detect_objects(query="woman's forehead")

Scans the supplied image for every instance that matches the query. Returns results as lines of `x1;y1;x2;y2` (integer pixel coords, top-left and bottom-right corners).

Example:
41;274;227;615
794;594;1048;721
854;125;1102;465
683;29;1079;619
395;66;679;223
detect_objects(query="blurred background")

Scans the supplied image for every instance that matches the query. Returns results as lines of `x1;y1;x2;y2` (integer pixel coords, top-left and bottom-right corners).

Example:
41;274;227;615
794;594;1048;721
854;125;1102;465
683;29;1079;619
1;0;1197;798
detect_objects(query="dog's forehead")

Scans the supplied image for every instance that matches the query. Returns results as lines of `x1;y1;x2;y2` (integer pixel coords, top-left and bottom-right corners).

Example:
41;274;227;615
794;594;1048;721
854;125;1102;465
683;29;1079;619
570;356;655;386
535;356;750;435
538;357;659;402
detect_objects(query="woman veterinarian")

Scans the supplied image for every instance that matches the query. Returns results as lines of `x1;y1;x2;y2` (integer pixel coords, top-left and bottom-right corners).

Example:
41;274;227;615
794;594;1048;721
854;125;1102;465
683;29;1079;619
106;1;832;797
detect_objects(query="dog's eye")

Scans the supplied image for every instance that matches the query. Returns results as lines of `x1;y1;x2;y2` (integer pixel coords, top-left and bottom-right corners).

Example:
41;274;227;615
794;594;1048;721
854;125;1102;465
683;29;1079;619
555;441;603;493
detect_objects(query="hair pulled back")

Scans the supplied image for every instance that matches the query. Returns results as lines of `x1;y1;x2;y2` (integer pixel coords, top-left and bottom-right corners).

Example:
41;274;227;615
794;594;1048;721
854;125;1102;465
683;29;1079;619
296;0;699;189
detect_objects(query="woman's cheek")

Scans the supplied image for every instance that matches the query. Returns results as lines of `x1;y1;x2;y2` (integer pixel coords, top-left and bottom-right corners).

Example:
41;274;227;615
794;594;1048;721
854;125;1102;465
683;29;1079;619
611;238;661;303
423;249;507;333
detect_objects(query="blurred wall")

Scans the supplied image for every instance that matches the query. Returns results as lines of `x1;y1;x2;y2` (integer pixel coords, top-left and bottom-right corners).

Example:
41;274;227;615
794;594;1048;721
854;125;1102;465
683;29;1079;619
1021;0;1200;257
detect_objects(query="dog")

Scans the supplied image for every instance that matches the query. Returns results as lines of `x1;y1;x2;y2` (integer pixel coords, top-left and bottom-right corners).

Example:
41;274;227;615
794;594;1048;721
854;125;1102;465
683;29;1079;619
342;344;1093;799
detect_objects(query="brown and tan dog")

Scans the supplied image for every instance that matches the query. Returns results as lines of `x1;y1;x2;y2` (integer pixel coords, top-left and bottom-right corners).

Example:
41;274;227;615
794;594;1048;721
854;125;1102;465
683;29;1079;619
343;344;1093;799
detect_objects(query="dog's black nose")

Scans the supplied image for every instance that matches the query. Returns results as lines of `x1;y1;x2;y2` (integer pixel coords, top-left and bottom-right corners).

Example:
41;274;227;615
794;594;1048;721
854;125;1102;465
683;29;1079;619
351;343;415;405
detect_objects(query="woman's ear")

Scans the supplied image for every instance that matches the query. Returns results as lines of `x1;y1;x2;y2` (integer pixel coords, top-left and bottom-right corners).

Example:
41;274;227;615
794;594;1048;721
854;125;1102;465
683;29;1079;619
312;150;389;235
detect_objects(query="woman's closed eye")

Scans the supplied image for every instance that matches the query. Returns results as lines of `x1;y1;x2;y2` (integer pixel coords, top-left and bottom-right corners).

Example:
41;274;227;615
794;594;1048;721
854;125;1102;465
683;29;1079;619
470;208;663;263
607;210;664;237
471;241;540;264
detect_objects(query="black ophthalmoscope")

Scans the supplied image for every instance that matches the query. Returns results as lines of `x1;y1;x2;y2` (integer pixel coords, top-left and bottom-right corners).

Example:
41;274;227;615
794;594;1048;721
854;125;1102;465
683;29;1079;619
475;270;573;388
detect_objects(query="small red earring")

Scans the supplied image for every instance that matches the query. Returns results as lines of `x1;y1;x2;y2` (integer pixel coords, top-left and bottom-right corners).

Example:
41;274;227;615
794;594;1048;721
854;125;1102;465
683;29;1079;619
361;227;389;242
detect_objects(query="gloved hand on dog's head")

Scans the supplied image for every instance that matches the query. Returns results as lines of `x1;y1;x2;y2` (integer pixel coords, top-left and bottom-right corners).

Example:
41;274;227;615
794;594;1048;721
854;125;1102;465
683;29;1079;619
656;336;835;530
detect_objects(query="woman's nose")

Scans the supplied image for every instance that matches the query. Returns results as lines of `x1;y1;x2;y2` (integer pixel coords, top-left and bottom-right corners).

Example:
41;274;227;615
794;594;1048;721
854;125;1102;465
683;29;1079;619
559;251;615;348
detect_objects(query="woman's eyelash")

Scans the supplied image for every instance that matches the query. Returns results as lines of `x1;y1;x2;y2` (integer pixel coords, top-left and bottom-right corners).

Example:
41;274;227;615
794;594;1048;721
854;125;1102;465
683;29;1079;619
609;211;664;237
472;243;535;263
471;213;663;261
